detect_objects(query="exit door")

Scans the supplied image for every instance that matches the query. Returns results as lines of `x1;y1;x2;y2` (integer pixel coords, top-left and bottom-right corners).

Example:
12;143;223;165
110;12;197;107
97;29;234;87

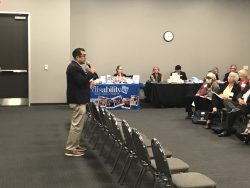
0;13;29;106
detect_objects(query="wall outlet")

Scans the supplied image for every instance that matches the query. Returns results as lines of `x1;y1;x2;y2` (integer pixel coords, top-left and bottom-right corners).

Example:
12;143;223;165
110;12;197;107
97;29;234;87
44;64;48;71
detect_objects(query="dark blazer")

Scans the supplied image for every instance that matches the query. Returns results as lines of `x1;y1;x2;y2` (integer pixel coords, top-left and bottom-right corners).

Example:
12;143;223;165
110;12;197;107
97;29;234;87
150;73;162;82
223;72;230;82
219;82;241;101
170;71;187;80
237;85;250;113
66;61;93;104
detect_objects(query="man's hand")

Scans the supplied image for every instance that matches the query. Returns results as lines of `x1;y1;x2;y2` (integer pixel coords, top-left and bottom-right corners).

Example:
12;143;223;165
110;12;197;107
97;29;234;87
89;79;95;89
86;66;96;74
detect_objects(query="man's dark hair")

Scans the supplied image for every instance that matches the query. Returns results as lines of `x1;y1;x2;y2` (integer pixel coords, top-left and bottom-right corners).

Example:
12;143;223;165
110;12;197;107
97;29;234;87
175;65;181;70
72;48;85;59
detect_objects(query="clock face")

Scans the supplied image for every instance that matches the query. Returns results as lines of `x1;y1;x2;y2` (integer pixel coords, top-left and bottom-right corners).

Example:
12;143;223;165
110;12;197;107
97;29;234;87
163;31;174;42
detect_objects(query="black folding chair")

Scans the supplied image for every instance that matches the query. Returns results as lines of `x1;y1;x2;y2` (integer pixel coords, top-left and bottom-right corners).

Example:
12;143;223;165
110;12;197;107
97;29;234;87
118;121;175;185
131;128;159;188
118;120;138;184
151;138;216;188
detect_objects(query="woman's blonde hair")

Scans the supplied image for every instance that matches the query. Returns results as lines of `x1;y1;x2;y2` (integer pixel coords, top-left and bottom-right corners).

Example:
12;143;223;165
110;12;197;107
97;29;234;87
238;69;248;78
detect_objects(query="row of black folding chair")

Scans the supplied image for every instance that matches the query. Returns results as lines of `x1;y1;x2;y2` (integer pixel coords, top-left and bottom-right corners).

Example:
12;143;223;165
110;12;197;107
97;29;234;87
83;103;216;188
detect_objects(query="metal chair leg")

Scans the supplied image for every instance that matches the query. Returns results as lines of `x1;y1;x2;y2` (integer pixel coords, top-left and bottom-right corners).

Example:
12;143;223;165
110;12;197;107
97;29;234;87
119;155;134;185
111;147;123;173
104;140;115;163
134;165;146;188
99;134;109;155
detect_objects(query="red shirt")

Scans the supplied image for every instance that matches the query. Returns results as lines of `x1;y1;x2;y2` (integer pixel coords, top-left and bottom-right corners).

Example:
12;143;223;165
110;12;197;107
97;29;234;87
239;80;249;90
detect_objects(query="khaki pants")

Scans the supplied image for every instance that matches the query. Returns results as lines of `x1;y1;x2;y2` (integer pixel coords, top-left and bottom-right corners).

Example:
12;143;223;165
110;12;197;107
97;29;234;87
65;104;86;151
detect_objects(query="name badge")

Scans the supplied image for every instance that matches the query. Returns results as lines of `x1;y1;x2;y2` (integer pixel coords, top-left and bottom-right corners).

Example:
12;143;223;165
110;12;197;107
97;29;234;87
241;83;246;88
229;92;234;97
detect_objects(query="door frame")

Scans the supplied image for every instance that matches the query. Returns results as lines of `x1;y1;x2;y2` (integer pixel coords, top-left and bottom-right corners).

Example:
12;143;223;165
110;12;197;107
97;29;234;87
0;11;31;106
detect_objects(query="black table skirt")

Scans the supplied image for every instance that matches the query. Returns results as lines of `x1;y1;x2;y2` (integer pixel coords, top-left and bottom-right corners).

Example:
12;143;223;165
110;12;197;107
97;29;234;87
144;82;202;107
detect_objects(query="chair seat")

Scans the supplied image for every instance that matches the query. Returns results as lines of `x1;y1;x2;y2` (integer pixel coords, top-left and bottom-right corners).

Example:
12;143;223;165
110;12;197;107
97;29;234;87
151;157;189;174
141;134;172;158
172;172;216;188
167;158;189;174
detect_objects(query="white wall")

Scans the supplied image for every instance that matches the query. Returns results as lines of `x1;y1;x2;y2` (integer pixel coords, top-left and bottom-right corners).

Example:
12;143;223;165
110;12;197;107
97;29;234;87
2;0;70;103
1;0;250;103
71;0;250;82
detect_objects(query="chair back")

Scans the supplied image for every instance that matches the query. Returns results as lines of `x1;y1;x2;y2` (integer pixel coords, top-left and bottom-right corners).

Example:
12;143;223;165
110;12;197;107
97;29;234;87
121;120;136;152
110;114;124;142
103;108;113;131
151;138;173;186
131;128;151;164
92;103;102;125
98;105;107;125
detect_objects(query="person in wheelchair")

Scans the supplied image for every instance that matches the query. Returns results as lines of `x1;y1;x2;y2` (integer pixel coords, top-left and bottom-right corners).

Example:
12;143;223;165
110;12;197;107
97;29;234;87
218;83;250;137
206;72;241;129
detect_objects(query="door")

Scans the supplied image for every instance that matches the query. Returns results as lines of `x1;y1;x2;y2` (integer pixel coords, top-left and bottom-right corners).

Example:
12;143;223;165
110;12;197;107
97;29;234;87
0;13;29;106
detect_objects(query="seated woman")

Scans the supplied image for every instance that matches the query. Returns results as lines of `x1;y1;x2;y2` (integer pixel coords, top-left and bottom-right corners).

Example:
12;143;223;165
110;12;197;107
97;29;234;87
238;69;249;91
218;84;250;137
185;72;220;118
113;65;127;83
206;72;241;128
150;66;163;82
114;65;127;77
209;67;220;81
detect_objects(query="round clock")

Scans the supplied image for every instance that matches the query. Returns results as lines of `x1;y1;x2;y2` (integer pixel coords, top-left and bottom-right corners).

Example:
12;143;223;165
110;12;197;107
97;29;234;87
163;31;174;42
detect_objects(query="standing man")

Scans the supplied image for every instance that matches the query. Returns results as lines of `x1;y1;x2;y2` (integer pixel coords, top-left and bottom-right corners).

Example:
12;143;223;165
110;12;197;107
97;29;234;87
65;48;95;157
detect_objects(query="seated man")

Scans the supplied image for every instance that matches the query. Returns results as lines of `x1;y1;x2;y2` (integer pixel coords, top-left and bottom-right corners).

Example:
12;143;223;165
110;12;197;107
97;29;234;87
185;72;220;119
218;84;250;137
150;66;163;82
170;65;187;81
223;64;237;82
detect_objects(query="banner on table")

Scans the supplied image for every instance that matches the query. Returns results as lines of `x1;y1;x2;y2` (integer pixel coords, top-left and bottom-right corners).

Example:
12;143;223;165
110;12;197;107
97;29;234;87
90;84;140;109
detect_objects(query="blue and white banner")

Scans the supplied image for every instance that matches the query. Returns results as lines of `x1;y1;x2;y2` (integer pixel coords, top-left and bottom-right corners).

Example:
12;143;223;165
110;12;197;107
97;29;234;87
90;84;140;109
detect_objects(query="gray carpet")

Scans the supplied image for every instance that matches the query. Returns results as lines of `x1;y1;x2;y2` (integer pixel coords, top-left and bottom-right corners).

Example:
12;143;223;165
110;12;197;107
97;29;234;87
0;106;126;188
0;105;249;188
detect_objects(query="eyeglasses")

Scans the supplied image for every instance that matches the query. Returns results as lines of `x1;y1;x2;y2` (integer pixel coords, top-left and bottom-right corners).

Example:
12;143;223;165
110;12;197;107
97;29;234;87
78;54;86;58
206;76;212;79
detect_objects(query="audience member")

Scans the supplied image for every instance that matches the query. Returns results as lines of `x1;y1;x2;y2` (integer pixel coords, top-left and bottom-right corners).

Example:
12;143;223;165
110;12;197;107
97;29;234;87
185;72;220;118
206;72;241;128
218;84;250;137
150;66;163;82
114;65;127;77
170;65;187;80
223;64;237;82
65;48;95;157
238;69;249;91
209;67;219;80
